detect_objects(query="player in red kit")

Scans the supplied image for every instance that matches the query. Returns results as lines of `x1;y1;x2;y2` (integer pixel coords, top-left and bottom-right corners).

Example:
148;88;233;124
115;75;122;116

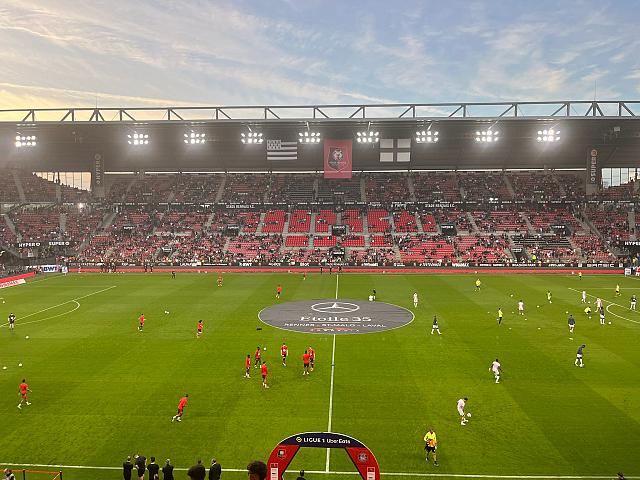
276;285;282;299
308;346;315;371
196;320;203;338
17;379;31;409
280;343;288;366
217;275;223;287
245;354;251;378
254;347;262;368
261;362;269;388
302;351;310;375
138;313;145;332
171;394;188;422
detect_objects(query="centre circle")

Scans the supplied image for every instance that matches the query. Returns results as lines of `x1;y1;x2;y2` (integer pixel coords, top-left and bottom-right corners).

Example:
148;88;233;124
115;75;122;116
258;298;414;335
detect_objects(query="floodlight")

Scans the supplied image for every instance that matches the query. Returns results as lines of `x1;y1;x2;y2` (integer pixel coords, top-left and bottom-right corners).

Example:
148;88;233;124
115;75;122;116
184;131;206;144
474;129;499;143
298;131;321;143
127;132;149;146
415;130;439;143
356;131;379;143
15;134;37;148
536;128;560;143
240;131;263;144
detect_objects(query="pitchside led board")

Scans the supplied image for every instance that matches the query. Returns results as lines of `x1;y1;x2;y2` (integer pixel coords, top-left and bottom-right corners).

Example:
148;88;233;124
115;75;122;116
267;432;380;480
324;140;353;179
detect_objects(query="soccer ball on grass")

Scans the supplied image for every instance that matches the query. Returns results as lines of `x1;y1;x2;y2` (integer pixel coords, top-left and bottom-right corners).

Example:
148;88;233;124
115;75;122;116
466;412;471;418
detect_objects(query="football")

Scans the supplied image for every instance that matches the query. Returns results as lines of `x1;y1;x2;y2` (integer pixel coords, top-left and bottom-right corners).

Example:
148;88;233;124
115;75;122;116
466;412;471;417
608;321;612;325
25;336;29;339
18;363;22;367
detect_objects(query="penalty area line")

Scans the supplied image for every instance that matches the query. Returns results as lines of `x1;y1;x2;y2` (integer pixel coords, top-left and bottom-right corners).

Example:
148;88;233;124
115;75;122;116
0;463;633;479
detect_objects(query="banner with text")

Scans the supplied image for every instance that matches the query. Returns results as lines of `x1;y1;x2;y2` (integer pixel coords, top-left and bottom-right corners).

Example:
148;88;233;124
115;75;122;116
324;140;353;179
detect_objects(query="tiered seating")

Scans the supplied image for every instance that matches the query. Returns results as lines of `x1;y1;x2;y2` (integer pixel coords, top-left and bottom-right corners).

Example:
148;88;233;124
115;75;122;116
472;210;527;232
558;173;585;201
0;173;20;202
364;174;409;202
367;209;391;233
154;211;210;235
21;174;57;202
420;212;437;232
11;208;62;241
342;235;365;247
511;234;577;261
262;210;286;233
60;184;91;204
106;176;133;202
509;173;558;201
434;209;471;232
317;178;361;202
0;216;17;246
342;209;363;233
225;235;282;262
169;233;227;264
239;212;260;234
315;210;337;233
370;234;393;247
460;173;511;201
527;208;584;234
600;183;635;200
393;211;417;233
173;174;222;203
314;236;337;247
350;248;396;265
268;175;315;203
65;210;105;244
571;234;615;260
124;175;175;203
288;210;311;233
587;206;629;241
285;235;309;247
222;174;268;203
413;173;461;202
455;235;511;262
398;235;454;263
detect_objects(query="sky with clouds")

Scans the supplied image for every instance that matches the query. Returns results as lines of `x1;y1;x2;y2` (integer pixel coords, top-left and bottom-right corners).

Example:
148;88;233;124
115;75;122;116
0;0;638;109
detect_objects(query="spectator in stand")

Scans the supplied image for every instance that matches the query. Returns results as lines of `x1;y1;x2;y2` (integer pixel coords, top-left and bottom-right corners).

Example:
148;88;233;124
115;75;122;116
4;469;16;480
209;459;222;480
188;460;206;480
247;461;267;480
162;459;174;480
296;471;306;480
123;456;134;480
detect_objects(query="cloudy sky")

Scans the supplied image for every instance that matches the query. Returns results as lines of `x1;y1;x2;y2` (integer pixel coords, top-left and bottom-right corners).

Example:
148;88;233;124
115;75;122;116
0;0;638;109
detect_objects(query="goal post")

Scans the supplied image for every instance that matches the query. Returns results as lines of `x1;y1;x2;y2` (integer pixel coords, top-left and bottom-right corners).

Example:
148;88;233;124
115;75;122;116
9;469;62;480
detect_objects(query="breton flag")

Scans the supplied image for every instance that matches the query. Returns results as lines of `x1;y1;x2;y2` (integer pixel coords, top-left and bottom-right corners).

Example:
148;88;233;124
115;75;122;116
266;139;298;161
379;138;411;162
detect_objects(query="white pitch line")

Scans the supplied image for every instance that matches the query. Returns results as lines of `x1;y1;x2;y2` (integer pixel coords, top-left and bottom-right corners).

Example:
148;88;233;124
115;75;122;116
0;286;116;328
326;274;339;472
568;288;640;324
0;301;81;328
0;463;633;479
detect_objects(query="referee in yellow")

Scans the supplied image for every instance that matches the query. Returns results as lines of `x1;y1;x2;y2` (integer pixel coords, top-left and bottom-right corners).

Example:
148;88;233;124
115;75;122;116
423;428;438;466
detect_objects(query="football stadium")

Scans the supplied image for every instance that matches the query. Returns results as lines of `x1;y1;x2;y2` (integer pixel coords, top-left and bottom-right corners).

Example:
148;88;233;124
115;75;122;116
2;3;640;480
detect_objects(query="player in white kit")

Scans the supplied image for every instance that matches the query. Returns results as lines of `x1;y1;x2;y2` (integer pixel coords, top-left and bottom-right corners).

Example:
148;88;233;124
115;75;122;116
413;292;419;308
599;309;606;325
489;358;501;383
631;294;637;311
596;297;603;310
457;397;468;425
581;291;587;303
517;300;524;315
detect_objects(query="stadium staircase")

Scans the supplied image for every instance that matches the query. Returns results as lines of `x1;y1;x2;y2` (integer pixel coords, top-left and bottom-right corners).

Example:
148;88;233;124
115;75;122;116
59;212;66;234
359;176;366;202
204;212;217;230
520;212;536;234
629;210;636;241
11;171;26;203
255;213;266;234
3;214;19;240
309;213;317;234
407;176;417;202
466;212;480;233
415;214;424;233
214;176;227;203
76;211;116;254
504;175;516;198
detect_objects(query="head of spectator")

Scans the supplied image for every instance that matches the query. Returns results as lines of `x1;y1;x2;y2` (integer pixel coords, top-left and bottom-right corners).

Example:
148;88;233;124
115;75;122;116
247;461;267;480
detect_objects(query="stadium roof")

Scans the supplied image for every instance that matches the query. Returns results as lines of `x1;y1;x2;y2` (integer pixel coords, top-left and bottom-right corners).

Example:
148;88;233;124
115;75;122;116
0;100;639;123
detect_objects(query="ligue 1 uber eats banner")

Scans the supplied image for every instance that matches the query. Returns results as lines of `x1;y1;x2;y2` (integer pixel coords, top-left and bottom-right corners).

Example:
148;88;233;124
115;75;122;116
324;139;353;179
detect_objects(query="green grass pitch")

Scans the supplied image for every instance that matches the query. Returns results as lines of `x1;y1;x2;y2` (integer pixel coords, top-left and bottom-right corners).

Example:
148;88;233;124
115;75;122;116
1;272;639;480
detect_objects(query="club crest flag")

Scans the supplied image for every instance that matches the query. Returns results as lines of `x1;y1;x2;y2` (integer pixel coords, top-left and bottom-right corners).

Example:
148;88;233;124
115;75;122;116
323;139;353;179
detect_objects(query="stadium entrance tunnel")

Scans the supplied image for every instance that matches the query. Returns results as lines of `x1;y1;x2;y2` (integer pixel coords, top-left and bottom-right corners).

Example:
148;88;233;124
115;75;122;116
267;432;380;480
258;299;414;334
